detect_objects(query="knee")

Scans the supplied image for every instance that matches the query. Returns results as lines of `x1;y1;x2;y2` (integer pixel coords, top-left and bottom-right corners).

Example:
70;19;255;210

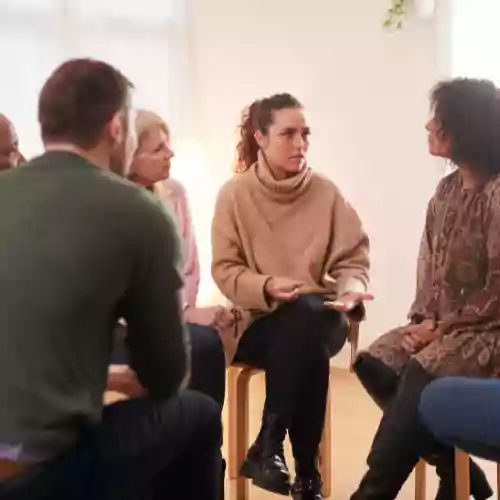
283;294;321;318
353;352;396;382
352;352;370;379
352;352;400;405
277;296;321;342
179;390;223;444
419;378;459;439
283;294;348;343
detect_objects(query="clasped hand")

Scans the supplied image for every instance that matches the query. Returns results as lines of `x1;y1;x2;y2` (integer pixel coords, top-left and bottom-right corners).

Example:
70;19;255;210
401;318;440;354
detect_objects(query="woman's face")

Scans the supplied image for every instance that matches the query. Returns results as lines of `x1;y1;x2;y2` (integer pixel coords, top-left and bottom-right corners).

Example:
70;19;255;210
131;125;174;185
426;113;450;159
255;107;310;177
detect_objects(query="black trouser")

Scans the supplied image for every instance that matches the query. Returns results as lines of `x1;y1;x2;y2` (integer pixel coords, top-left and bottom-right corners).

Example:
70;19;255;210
188;323;226;407
351;357;492;500
234;294;348;472
112;322;226;407
351;359;434;499
0;391;222;500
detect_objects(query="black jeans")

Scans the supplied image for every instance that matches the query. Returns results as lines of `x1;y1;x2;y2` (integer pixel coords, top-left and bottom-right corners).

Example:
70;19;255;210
112;322;226;407
0;390;222;500
234;294;348;470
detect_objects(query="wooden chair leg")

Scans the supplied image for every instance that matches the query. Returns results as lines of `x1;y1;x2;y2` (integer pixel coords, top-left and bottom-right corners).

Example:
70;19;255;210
227;367;240;480
455;449;470;500
414;459;426;500
496;462;500;496
319;376;332;497
348;322;360;373
235;368;252;500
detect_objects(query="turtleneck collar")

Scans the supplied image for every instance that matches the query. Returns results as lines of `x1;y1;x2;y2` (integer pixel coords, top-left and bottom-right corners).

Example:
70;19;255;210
250;150;313;202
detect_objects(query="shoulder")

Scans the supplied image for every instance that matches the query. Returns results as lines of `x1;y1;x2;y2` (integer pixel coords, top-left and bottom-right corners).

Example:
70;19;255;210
310;171;342;194
216;171;252;202
435;169;460;197
484;174;500;208
309;171;349;207
161;177;189;199
156;178;190;214
485;174;500;194
95;172;179;239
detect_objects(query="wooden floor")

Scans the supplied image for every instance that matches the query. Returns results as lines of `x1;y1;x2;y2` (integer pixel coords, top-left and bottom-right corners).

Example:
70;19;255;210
221;367;498;500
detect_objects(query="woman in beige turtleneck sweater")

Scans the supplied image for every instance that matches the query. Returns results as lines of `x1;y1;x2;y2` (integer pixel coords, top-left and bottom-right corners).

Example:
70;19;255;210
211;94;372;500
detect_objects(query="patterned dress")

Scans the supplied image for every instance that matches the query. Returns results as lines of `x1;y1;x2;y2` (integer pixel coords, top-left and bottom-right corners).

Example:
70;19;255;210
368;170;500;378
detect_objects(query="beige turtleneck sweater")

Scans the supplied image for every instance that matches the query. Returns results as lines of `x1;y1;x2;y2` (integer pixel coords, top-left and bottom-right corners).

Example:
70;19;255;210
211;153;370;318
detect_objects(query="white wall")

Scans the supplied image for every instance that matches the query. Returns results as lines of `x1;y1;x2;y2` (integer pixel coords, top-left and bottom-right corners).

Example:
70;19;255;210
178;0;452;351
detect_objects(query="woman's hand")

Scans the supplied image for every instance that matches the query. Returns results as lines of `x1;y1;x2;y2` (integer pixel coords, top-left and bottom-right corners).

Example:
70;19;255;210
264;277;303;302
325;292;374;312
185;306;235;331
401;318;439;354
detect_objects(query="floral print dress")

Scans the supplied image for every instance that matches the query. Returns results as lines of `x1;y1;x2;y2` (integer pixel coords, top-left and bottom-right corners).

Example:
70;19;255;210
368;170;500;378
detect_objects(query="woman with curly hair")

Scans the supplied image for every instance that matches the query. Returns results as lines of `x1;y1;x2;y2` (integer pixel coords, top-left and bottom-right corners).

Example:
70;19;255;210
211;93;372;499
351;78;500;500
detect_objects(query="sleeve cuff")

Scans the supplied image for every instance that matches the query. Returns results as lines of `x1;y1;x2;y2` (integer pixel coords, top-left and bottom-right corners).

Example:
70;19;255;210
338;276;368;297
239;273;275;312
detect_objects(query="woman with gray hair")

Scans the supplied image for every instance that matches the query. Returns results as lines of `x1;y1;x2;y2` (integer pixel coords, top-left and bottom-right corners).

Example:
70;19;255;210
108;110;232;408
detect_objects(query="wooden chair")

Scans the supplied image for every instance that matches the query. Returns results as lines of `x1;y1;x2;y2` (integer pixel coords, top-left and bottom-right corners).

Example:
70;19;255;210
413;449;500;500
414;459;427;500
454;449;500;500
227;321;360;500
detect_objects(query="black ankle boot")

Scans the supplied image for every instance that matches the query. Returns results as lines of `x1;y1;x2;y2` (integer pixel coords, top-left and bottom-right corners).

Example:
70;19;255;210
470;459;494;500
291;475;323;500
239;413;290;496
431;454;493;500
291;463;323;500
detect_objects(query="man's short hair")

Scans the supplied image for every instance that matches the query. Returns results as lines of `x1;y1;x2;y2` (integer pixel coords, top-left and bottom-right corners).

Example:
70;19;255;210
38;58;132;149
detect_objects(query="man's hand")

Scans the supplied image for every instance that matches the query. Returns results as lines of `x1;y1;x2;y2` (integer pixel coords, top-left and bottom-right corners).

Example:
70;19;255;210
107;366;145;397
401;318;439;354
184;306;235;331
265;277;303;302
325;292;374;312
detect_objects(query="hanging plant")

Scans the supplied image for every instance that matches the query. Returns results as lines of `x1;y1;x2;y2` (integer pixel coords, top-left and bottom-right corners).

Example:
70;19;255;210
383;0;408;30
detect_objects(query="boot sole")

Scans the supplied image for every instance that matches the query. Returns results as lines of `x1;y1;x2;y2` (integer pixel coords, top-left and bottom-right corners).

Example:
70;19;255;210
239;459;290;496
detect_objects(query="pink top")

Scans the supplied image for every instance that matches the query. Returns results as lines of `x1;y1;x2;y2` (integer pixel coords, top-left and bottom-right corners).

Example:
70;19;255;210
157;178;200;307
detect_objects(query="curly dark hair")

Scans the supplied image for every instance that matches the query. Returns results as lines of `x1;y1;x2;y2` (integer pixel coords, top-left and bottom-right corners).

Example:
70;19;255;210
235;93;302;172
431;78;500;176
39;58;132;149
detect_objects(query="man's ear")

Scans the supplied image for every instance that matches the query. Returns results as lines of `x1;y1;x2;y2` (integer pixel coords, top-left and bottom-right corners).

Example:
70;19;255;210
107;112;125;145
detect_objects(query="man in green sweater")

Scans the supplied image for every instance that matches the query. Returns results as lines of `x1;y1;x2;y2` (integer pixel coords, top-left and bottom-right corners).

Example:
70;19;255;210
0;58;222;500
